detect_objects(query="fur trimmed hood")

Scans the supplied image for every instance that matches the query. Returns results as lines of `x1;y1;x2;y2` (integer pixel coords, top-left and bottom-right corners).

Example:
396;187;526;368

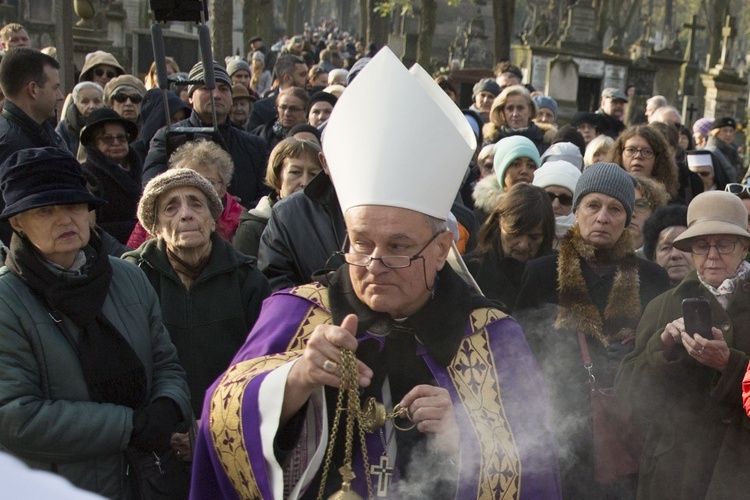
472;174;504;216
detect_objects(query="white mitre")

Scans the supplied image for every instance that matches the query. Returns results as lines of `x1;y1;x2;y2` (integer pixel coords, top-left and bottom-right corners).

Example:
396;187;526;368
322;47;476;220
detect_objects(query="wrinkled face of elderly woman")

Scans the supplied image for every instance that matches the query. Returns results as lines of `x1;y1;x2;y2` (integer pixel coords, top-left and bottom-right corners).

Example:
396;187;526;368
344;205;452;319
690;234;749;287
10;204;91;268
575;192;628;249
155;186;216;252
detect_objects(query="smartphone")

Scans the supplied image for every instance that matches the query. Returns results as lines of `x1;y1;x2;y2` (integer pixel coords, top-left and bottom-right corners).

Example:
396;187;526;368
682;297;713;339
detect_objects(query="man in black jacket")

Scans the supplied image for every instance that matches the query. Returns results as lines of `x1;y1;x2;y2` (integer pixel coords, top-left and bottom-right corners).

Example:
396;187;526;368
0;48;68;165
142;61;270;207
595;87;628;139
246;54;308;132
0;48;69;243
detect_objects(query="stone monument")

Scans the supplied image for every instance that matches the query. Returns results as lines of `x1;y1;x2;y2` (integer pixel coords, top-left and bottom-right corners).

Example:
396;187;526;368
700;16;748;120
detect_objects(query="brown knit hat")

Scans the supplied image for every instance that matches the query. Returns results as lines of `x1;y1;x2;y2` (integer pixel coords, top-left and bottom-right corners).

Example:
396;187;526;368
138;168;224;235
103;75;147;106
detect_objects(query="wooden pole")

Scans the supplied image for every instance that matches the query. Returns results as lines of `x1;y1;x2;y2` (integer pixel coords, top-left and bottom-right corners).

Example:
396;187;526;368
56;0;75;95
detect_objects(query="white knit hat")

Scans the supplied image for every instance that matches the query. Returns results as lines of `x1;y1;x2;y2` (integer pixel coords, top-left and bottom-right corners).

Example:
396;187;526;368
532;160;582;194
323;48;476;220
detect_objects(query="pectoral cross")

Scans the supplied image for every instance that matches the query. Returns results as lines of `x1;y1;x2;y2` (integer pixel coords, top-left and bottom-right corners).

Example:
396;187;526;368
369;455;394;497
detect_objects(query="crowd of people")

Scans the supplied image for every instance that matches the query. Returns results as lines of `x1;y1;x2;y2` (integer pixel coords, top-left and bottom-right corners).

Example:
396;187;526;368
0;18;750;500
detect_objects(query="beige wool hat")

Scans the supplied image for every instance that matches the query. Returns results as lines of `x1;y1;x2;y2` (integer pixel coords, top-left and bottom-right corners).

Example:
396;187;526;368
138;168;224;235
673;191;750;251
103;75;147;105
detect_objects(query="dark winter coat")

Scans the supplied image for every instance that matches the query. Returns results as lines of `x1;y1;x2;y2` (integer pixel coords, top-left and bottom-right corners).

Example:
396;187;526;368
465;252;526;313
233;193;278;258
0;101;70;244
616;270;750;499
258;172;346;291
0;257;191;498
82;147;142;244
483;122;548;155
123;233;271;416
142;111;271;208
595;109;626;139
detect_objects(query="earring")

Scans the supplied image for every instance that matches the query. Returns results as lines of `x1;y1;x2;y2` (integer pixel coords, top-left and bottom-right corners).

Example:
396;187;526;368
16;230;25;238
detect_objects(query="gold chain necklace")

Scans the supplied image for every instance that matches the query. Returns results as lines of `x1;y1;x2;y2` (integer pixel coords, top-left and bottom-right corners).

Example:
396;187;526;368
317;348;416;500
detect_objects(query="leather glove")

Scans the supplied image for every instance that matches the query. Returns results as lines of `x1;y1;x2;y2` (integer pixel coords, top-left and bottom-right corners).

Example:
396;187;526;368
130;398;183;453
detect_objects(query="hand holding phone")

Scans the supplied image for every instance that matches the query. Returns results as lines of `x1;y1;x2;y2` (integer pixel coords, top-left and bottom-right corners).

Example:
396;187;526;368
682;297;713;339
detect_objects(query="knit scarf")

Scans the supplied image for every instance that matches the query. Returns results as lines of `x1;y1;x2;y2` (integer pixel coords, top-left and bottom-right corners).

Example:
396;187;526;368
5;232;147;409
555;225;641;347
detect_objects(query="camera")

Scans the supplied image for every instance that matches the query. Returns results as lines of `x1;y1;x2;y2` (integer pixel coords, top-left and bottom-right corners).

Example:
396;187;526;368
150;0;208;23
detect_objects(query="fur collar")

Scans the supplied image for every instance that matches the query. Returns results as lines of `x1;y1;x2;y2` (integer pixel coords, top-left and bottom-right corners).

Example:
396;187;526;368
472;175;504;215
555;224;641;346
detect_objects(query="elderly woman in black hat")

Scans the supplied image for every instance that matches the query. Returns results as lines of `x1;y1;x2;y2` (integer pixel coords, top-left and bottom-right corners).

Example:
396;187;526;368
515;162;671;498
617;190;750;498
80;107;141;244
123;168;270;421
0;148;191;498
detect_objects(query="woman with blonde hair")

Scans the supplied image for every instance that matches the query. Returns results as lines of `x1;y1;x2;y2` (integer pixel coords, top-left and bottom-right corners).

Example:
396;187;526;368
249;51;272;97
143;57;180;90
482;84;546;154
584;134;614;167
234;137;323;257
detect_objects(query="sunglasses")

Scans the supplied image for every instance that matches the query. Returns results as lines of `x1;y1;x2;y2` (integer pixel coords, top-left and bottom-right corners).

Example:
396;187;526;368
94;68;117;79
112;93;143;104
547;192;573;206
725;183;750;196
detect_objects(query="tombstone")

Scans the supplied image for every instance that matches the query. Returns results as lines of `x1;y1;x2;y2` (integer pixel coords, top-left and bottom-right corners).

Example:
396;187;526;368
464;16;492;69
557;1;599;53
649;45;684;104
700;15;748;121
546;55;579;123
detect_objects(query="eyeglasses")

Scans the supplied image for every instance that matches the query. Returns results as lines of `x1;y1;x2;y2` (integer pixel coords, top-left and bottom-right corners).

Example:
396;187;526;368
97;134;129;145
690;239;740;255
547;192;573;206
94;68;117;79
725;183;750;196
623;147;655;159
278;104;304;113
112;93;143;104
633;199;652;214
339;231;444;269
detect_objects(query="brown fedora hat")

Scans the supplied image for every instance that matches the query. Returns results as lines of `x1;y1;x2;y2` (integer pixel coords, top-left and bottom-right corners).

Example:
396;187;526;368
673;191;750;251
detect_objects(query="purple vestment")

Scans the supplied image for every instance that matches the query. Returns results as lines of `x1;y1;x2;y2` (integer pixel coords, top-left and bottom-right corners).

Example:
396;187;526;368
190;283;561;499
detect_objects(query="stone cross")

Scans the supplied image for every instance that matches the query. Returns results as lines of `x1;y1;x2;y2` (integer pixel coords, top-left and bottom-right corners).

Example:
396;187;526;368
718;15;736;68
685;101;698;123
682;14;705;63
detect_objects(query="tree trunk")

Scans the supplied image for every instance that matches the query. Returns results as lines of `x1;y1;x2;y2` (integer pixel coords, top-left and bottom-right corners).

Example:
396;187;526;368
417;0;437;70
243;0;275;56
494;0;516;62
365;0;387;49
210;0;233;62
285;0;297;36
359;0;367;43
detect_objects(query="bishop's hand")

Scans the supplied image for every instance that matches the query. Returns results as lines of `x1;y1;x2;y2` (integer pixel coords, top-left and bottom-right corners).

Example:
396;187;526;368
399;385;459;455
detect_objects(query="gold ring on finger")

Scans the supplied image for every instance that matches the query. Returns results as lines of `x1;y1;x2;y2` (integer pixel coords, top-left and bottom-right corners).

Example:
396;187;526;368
322;359;338;373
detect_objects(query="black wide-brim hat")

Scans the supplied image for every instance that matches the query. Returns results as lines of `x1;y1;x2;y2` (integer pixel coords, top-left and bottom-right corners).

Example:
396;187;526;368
79;107;139;148
0;147;106;220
